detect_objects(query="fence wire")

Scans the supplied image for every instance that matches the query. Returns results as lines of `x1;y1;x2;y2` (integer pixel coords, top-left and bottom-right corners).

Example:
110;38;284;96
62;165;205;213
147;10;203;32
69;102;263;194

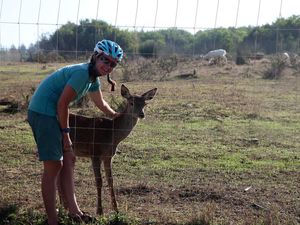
0;0;298;60
0;1;300;223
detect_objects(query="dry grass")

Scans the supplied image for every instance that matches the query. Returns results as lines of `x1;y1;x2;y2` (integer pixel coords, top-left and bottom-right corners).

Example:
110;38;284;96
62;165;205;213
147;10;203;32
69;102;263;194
0;59;299;224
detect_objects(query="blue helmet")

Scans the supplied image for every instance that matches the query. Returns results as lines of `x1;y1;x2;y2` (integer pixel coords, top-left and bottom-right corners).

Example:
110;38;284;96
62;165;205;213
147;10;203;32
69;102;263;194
94;39;123;62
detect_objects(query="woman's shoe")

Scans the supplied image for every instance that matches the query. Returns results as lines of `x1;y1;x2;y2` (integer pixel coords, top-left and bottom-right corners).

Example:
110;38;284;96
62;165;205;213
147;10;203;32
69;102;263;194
68;211;95;223
44;219;63;225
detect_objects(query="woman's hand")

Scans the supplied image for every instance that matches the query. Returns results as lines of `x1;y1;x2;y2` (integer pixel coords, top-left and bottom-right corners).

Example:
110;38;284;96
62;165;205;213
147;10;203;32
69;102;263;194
63;133;73;151
89;89;117;117
112;112;121;118
62;134;76;164
63;149;76;165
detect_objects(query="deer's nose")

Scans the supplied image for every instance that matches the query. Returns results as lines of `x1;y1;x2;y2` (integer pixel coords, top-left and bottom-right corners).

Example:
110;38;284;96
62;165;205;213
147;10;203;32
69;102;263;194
139;113;145;118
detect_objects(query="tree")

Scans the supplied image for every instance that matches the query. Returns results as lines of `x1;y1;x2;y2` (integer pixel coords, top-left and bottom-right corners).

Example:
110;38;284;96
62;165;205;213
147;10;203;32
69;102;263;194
19;44;27;61
28;15;300;62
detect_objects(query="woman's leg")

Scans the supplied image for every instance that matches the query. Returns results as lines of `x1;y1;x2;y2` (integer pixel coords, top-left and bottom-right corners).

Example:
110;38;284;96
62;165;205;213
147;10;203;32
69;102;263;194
57;175;68;210
58;151;82;215
27;111;66;224
42;160;63;225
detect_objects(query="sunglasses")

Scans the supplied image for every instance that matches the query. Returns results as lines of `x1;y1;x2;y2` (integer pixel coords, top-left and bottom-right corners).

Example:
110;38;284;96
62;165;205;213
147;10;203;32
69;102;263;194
98;55;117;68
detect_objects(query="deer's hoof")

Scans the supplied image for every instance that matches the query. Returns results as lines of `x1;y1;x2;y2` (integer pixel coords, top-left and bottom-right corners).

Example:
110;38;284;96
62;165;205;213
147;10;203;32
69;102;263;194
96;209;103;215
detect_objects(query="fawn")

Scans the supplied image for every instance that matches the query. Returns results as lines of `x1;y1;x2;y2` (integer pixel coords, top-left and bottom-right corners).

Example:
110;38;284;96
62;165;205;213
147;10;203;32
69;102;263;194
65;84;157;214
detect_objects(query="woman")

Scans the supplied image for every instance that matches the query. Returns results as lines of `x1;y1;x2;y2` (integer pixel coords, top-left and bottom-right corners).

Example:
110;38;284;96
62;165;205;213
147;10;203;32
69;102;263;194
27;39;123;225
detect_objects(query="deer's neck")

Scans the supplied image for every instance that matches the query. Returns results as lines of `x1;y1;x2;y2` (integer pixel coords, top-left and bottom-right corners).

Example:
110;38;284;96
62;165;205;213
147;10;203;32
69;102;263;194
112;106;139;144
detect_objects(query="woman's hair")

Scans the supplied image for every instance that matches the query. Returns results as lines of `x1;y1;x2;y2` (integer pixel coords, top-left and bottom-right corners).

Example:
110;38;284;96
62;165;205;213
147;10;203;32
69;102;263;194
88;53;99;83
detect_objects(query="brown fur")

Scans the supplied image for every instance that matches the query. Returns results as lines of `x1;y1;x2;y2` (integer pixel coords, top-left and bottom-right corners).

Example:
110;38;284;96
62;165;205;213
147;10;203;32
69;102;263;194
67;85;157;214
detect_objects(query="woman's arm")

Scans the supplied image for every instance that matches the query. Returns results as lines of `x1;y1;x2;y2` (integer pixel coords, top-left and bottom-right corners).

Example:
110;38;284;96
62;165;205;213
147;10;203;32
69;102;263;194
89;89;117;117
57;85;77;150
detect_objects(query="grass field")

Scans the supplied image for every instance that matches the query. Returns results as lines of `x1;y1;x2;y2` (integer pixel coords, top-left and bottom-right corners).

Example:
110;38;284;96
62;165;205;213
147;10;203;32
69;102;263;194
0;60;299;225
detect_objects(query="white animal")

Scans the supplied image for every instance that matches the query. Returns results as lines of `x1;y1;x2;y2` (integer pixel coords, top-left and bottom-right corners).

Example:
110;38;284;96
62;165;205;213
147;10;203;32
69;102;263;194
203;49;227;64
282;52;290;65
283;52;290;60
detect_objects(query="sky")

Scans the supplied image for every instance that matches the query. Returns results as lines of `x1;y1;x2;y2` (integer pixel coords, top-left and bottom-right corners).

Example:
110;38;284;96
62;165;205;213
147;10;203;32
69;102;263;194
0;0;299;48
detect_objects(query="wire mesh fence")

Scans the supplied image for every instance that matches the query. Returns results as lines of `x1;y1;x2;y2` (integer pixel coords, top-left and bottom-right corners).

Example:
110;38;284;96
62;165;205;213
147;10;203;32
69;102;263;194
0;0;300;224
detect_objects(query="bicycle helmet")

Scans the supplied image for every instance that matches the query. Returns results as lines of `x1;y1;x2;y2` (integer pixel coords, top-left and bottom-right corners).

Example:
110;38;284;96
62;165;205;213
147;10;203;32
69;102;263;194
94;39;123;62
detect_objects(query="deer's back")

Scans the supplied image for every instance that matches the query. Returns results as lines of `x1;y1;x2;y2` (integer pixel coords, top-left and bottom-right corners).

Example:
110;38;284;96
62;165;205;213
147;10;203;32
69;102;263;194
69;113;116;157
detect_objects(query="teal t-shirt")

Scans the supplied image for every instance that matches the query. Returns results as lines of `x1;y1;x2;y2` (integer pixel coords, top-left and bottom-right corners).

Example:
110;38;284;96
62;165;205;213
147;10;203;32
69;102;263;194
28;63;100;116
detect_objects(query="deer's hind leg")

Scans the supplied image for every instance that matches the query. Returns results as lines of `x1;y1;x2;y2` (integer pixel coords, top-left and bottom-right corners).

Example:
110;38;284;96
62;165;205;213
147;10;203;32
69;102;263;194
103;157;118;213
91;156;103;215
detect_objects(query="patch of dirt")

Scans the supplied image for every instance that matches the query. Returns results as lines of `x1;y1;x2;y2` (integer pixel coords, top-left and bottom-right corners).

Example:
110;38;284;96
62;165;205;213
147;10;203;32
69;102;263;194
118;184;160;196
114;170;300;224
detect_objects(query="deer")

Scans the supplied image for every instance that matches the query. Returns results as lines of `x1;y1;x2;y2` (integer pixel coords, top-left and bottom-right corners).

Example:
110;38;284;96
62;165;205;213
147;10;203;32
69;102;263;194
62;84;157;215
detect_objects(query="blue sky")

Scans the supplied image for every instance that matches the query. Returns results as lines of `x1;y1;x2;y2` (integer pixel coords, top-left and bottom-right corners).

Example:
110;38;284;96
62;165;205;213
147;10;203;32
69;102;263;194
0;0;299;48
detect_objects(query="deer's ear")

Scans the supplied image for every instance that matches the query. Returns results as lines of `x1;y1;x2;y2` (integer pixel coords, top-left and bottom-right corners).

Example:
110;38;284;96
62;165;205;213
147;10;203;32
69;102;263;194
142;88;157;101
121;84;131;99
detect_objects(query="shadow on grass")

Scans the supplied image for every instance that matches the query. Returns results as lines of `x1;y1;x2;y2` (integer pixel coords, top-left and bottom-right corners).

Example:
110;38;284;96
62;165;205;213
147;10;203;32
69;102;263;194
0;202;137;225
0;202;286;225
0;203;216;225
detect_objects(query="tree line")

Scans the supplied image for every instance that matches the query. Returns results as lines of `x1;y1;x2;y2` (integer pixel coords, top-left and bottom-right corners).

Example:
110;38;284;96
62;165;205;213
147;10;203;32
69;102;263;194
2;15;300;62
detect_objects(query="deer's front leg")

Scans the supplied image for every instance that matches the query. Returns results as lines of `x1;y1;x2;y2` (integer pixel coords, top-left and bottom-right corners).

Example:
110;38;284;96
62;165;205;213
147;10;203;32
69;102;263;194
91;156;103;215
103;157;118;212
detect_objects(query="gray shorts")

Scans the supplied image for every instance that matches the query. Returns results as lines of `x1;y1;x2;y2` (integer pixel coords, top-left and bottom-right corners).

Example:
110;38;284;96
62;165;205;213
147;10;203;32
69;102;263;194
28;110;63;161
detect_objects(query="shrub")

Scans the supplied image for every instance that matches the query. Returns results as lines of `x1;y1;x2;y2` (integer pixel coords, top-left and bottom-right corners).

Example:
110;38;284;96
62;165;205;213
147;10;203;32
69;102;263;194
157;55;178;80
263;54;287;79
